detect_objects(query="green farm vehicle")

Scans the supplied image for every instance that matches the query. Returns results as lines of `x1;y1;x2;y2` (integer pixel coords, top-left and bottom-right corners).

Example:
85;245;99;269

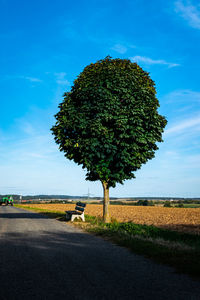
0;196;14;206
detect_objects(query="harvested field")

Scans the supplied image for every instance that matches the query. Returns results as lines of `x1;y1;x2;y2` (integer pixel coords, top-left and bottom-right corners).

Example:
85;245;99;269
20;204;200;235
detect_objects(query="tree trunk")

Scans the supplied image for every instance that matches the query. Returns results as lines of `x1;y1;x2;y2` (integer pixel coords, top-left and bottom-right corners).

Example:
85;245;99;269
102;181;110;223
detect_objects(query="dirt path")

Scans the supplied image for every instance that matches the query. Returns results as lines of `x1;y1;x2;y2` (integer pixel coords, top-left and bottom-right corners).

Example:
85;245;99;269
0;206;200;299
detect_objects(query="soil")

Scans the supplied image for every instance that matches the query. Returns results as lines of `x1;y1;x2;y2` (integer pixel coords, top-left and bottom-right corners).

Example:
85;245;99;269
20;203;200;235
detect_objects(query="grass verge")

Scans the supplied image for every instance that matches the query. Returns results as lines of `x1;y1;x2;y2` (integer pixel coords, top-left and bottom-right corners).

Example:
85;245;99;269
15;204;200;279
15;204;67;221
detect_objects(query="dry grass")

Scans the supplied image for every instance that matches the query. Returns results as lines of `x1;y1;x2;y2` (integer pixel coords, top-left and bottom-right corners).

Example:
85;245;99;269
20;203;200;235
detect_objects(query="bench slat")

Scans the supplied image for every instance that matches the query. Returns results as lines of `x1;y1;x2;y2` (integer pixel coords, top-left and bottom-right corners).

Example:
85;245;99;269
76;202;86;208
66;210;82;215
75;206;84;212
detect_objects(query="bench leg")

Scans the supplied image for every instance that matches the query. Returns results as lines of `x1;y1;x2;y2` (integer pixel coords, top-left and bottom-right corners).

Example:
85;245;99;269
66;213;72;220
80;214;85;222
70;214;85;222
71;215;78;222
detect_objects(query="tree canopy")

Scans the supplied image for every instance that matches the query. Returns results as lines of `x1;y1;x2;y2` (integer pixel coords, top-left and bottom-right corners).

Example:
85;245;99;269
51;57;167;222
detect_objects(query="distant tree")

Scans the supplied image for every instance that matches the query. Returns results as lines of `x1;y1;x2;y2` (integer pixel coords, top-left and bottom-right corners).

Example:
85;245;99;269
51;57;167;222
142;200;148;206
164;201;172;207
136;200;144;206
148;200;155;206
136;200;154;206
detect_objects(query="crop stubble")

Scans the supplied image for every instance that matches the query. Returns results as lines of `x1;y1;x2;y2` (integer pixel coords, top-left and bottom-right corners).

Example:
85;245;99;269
21;204;200;235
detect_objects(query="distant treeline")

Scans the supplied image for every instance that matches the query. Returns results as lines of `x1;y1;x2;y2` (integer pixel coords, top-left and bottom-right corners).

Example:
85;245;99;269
0;195;102;200
0;194;199;202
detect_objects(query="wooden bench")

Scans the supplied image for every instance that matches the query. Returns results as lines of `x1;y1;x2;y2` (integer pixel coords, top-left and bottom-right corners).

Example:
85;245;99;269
66;202;86;222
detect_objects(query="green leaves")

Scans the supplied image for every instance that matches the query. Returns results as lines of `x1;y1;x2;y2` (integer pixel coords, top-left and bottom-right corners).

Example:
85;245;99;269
51;57;167;187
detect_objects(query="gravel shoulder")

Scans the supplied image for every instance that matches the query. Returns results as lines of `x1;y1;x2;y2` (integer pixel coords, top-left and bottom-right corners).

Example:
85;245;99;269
0;206;200;300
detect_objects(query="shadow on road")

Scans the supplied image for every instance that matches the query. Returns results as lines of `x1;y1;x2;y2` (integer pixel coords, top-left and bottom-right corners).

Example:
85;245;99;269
1;214;200;300
1;229;200;300
0;213;47;219
0;229;144;299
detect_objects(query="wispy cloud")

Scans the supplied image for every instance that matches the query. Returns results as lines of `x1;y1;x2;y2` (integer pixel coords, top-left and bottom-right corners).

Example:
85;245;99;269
163;89;200;103
20;76;42;82
130;56;180;68
175;0;200;29
165;115;200;135
0;125;88;195
111;43;136;54
187;154;200;167
54;72;70;86
161;89;200;118
25;76;42;82
5;75;42;83
111;44;128;54
17;121;36;136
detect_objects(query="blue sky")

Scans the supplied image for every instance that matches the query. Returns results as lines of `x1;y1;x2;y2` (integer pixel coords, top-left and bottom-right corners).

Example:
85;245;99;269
0;0;200;197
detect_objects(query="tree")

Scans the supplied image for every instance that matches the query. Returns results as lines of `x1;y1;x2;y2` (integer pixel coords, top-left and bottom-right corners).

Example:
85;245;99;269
164;201;172;207
51;57;167;222
137;200;147;206
136;200;154;206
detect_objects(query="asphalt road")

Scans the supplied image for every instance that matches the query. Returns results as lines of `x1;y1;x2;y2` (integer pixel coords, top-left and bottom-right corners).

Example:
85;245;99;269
0;206;200;300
